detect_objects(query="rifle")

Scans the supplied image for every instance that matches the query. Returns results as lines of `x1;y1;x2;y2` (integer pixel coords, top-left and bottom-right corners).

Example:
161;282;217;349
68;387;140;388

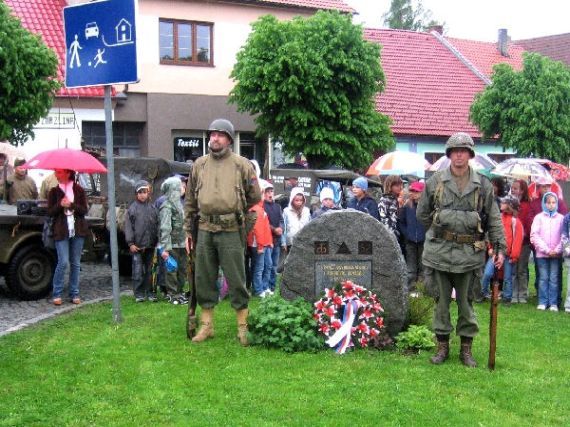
488;243;500;371
150;248;159;296
186;215;199;339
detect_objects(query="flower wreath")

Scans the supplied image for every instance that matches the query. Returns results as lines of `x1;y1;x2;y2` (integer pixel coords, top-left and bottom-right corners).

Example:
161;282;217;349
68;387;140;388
314;280;385;354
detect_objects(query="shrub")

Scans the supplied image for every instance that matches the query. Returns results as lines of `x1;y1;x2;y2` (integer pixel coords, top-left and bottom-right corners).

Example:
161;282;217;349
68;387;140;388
395;325;435;354
407;282;435;328
248;295;325;353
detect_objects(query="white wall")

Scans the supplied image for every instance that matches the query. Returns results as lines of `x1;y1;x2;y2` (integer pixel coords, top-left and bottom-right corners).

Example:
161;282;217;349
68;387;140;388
24;107;107;187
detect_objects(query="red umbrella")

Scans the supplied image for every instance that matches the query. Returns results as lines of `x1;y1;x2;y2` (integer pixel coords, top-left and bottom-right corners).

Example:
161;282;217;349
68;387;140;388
544;161;570;181
21;148;107;173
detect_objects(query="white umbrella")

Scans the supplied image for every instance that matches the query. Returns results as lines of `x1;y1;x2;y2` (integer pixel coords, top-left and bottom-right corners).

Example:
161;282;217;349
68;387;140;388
492;158;553;180
0;141;26;166
428;153;497;171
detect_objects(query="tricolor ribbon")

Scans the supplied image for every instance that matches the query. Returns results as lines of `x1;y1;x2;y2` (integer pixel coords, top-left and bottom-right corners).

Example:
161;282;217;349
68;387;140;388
326;300;360;354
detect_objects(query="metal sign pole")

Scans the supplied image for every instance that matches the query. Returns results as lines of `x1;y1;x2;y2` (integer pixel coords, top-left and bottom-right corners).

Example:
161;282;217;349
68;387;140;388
104;85;122;323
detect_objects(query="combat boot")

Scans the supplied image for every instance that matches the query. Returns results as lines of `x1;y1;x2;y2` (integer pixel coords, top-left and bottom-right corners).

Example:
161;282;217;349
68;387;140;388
236;309;249;347
192;308;214;343
430;334;449;365
459;336;477;368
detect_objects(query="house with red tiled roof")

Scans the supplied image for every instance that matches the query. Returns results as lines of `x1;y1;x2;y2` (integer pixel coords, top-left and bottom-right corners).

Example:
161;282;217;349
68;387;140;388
515;33;570;67
6;0;354;170
364;28;524;164
4;0;114;183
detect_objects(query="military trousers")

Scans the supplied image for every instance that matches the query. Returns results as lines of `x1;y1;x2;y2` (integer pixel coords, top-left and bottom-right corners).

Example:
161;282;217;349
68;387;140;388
432;269;479;338
195;229;249;310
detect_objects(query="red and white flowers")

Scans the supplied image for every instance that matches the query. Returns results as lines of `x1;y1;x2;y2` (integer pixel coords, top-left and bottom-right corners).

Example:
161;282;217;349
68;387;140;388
314;280;385;352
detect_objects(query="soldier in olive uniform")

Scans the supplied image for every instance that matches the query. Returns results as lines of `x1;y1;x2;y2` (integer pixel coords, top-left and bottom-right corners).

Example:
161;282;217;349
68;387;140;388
184;119;261;346
8;158;38;205
417;132;506;367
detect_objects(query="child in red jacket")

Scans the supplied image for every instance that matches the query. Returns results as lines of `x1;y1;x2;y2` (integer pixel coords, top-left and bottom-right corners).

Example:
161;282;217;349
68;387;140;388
247;180;274;298
481;195;524;304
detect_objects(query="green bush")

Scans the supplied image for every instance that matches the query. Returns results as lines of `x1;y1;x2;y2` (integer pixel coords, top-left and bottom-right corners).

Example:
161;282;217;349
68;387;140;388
395;325;435;354
248;295;325;353
407;282;435;328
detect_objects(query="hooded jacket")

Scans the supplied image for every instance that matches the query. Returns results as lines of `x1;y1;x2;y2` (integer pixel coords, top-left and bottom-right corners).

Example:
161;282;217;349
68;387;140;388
530;192;564;258
159;177;186;250
247;200;273;250
283;187;310;246
501;211;524;262
125;195;159;249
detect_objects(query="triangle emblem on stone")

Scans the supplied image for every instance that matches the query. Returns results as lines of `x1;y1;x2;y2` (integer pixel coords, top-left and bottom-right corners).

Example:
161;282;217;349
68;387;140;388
336;242;351;254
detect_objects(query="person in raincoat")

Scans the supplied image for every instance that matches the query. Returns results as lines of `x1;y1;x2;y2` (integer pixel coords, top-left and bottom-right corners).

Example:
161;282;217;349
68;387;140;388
159;176;188;304
283;187;311;252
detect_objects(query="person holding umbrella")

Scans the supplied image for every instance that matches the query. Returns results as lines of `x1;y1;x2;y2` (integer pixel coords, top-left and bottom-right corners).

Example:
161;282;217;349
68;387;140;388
47;169;89;305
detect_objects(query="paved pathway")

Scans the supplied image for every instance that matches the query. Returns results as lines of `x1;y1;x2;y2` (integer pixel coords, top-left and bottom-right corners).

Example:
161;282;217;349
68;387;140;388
0;262;133;336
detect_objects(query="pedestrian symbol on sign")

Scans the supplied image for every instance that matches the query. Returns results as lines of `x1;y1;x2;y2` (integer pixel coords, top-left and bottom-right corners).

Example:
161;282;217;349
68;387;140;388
69;34;82;68
64;0;138;88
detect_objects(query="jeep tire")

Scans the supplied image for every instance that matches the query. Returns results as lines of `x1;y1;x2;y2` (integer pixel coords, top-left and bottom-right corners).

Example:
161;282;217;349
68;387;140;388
6;244;56;300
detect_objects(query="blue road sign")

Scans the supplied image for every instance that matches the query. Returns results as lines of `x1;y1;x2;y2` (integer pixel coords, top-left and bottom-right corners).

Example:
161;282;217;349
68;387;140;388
64;0;139;88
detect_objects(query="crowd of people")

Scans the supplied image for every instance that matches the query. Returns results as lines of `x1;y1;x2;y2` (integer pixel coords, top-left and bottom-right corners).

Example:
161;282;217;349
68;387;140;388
3;123;570;354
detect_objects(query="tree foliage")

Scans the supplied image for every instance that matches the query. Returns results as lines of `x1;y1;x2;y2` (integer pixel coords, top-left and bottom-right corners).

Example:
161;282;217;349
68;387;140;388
382;0;442;32
0;2;60;145
229;11;393;170
470;53;570;162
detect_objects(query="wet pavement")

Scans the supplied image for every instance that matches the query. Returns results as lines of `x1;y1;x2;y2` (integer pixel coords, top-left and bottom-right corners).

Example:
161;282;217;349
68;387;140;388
0;261;133;336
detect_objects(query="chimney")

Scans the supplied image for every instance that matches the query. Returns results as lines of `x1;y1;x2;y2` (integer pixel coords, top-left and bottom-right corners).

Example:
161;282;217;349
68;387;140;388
428;25;444;35
498;28;509;57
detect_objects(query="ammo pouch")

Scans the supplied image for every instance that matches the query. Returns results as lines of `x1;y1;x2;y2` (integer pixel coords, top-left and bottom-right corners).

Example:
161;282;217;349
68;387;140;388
434;229;484;245
203;213;239;229
244;211;257;235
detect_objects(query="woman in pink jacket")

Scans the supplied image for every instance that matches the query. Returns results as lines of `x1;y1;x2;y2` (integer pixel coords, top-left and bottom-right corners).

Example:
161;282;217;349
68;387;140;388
530;192;564;311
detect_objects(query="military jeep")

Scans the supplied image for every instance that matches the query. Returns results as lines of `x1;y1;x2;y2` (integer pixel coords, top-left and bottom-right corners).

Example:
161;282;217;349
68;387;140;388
0;203;105;300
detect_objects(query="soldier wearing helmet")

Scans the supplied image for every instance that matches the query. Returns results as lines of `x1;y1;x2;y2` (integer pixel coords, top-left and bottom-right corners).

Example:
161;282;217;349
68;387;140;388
184;118;261;346
417;132;506;368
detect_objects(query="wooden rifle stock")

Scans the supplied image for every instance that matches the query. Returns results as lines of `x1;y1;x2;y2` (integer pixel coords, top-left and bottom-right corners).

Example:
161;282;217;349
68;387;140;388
488;245;500;370
186;215;199;339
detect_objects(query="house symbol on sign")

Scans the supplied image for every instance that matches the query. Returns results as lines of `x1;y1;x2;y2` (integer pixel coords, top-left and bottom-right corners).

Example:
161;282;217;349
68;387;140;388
116;18;132;43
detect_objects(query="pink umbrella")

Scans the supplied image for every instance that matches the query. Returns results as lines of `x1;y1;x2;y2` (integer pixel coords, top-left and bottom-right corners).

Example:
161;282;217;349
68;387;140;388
21;148;107;173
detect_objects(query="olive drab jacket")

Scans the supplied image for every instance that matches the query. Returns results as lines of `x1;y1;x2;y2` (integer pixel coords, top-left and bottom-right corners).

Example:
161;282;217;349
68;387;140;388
184;147;261;234
416;167;506;273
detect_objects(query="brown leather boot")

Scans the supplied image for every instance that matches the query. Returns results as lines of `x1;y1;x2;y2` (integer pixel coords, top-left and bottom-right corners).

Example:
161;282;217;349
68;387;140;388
430;334;449;365
236;309;249;347
459;336;477;368
191;308;214;343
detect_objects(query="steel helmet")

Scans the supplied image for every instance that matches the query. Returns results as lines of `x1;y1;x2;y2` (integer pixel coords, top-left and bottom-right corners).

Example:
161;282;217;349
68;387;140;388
445;132;475;158
208;118;235;142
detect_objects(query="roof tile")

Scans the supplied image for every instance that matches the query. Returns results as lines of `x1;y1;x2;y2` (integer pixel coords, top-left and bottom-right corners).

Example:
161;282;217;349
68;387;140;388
514;33;570;66
364;29;525;138
5;0;108;98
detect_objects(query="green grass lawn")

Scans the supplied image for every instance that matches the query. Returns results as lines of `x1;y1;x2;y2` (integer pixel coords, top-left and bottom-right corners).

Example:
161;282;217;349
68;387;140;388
1;278;569;426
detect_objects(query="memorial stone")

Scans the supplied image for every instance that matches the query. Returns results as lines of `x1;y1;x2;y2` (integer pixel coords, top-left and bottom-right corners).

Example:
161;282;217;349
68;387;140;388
281;210;408;336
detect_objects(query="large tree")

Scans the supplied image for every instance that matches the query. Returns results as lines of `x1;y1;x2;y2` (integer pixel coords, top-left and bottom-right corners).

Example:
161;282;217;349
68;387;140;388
470;53;570;162
383;0;442;32
229;11;393;170
0;2;60;145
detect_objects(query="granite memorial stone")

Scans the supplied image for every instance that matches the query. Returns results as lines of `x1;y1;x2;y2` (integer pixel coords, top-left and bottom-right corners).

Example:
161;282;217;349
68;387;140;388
281;210;408;336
